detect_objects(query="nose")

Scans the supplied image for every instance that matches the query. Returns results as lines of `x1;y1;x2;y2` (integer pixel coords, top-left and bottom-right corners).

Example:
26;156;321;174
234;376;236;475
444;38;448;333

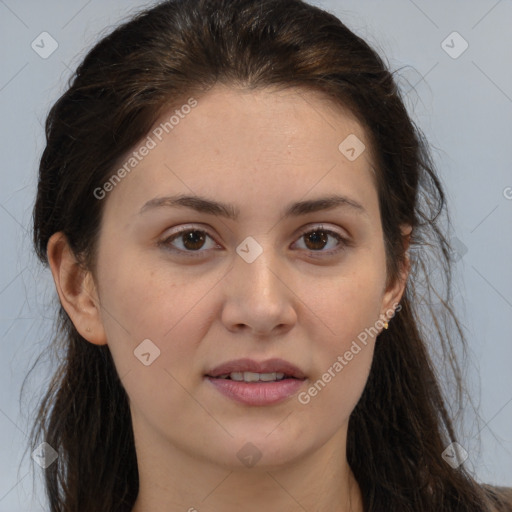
220;239;297;337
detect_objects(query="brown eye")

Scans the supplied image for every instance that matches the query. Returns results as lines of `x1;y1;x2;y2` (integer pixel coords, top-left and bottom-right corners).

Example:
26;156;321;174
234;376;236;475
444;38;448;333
180;230;207;250
294;225;349;255
303;230;330;251
160;228;218;256
159;224;349;258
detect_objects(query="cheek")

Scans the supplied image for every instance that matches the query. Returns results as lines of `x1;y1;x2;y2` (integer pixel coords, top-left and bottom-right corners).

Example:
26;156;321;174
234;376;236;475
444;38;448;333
305;257;385;346
95;258;214;423
297;254;385;404
95;247;221;375
296;279;380;427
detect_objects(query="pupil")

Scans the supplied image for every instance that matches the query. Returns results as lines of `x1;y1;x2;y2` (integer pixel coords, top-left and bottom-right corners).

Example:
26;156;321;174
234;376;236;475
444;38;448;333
306;231;327;250
183;231;205;250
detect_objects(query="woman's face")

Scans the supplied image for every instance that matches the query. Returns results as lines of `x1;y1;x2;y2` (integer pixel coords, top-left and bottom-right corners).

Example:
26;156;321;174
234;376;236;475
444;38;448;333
88;85;406;470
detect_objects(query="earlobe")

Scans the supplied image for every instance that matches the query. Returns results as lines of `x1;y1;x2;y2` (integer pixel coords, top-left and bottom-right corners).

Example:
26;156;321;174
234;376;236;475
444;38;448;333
46;232;107;345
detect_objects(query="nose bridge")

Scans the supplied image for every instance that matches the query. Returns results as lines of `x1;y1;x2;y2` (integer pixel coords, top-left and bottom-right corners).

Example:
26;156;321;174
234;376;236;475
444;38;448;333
234;234;281;299
221;233;297;335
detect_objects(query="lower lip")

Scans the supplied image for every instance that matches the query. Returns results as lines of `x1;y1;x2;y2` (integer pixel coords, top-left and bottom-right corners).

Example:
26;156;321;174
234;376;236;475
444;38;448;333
205;376;306;406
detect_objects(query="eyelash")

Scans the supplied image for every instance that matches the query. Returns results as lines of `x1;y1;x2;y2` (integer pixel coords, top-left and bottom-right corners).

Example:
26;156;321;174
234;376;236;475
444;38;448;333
158;224;351;258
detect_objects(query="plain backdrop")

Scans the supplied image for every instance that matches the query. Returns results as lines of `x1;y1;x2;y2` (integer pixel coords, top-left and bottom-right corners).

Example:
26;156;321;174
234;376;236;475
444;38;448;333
0;0;511;510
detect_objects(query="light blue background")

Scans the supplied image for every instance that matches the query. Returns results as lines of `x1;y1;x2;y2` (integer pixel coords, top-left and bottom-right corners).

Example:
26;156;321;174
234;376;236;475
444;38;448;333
1;1;511;510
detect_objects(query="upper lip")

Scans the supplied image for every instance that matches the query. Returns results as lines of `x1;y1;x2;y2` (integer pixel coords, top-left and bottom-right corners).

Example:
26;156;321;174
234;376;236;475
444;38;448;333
206;358;307;379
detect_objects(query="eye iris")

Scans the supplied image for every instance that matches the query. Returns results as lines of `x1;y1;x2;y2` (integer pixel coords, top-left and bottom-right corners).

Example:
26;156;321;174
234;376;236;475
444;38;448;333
305;230;328;250
183;231;206;250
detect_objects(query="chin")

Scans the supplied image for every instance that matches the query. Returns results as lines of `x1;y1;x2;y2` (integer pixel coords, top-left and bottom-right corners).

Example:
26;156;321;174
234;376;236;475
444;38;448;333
204;428;312;471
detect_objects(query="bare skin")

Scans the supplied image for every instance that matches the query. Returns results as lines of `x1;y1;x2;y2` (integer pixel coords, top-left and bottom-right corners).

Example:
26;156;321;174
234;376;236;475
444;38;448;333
47;84;410;512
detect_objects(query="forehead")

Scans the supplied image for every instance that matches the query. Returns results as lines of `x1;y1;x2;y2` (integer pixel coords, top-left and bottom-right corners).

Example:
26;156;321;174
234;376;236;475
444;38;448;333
101;84;379;221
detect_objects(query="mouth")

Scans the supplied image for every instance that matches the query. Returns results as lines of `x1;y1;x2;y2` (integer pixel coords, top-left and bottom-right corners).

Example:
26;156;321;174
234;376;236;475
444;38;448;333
205;357;307;381
208;371;304;382
204;358;307;406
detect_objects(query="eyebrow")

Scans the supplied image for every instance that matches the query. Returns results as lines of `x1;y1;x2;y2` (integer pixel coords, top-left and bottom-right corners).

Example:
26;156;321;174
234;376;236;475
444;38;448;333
139;193;368;220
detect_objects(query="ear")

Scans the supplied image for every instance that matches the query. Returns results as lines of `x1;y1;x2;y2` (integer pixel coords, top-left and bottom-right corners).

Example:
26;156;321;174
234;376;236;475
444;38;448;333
47;232;107;345
379;224;412;324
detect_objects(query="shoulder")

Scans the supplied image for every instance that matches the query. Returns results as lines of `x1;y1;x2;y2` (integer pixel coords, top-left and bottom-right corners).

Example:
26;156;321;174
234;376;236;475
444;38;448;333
481;484;512;512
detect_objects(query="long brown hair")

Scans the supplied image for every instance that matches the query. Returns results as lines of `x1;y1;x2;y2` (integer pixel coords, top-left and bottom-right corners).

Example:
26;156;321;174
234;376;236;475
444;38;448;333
23;0;511;510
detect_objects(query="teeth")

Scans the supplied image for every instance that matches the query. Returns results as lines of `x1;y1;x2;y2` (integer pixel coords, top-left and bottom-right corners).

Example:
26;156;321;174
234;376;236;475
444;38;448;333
219;371;287;382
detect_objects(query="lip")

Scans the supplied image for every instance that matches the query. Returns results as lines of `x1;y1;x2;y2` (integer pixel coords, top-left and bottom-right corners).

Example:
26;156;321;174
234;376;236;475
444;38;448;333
205;358;307;379
205;377;306;406
204;358;307;406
